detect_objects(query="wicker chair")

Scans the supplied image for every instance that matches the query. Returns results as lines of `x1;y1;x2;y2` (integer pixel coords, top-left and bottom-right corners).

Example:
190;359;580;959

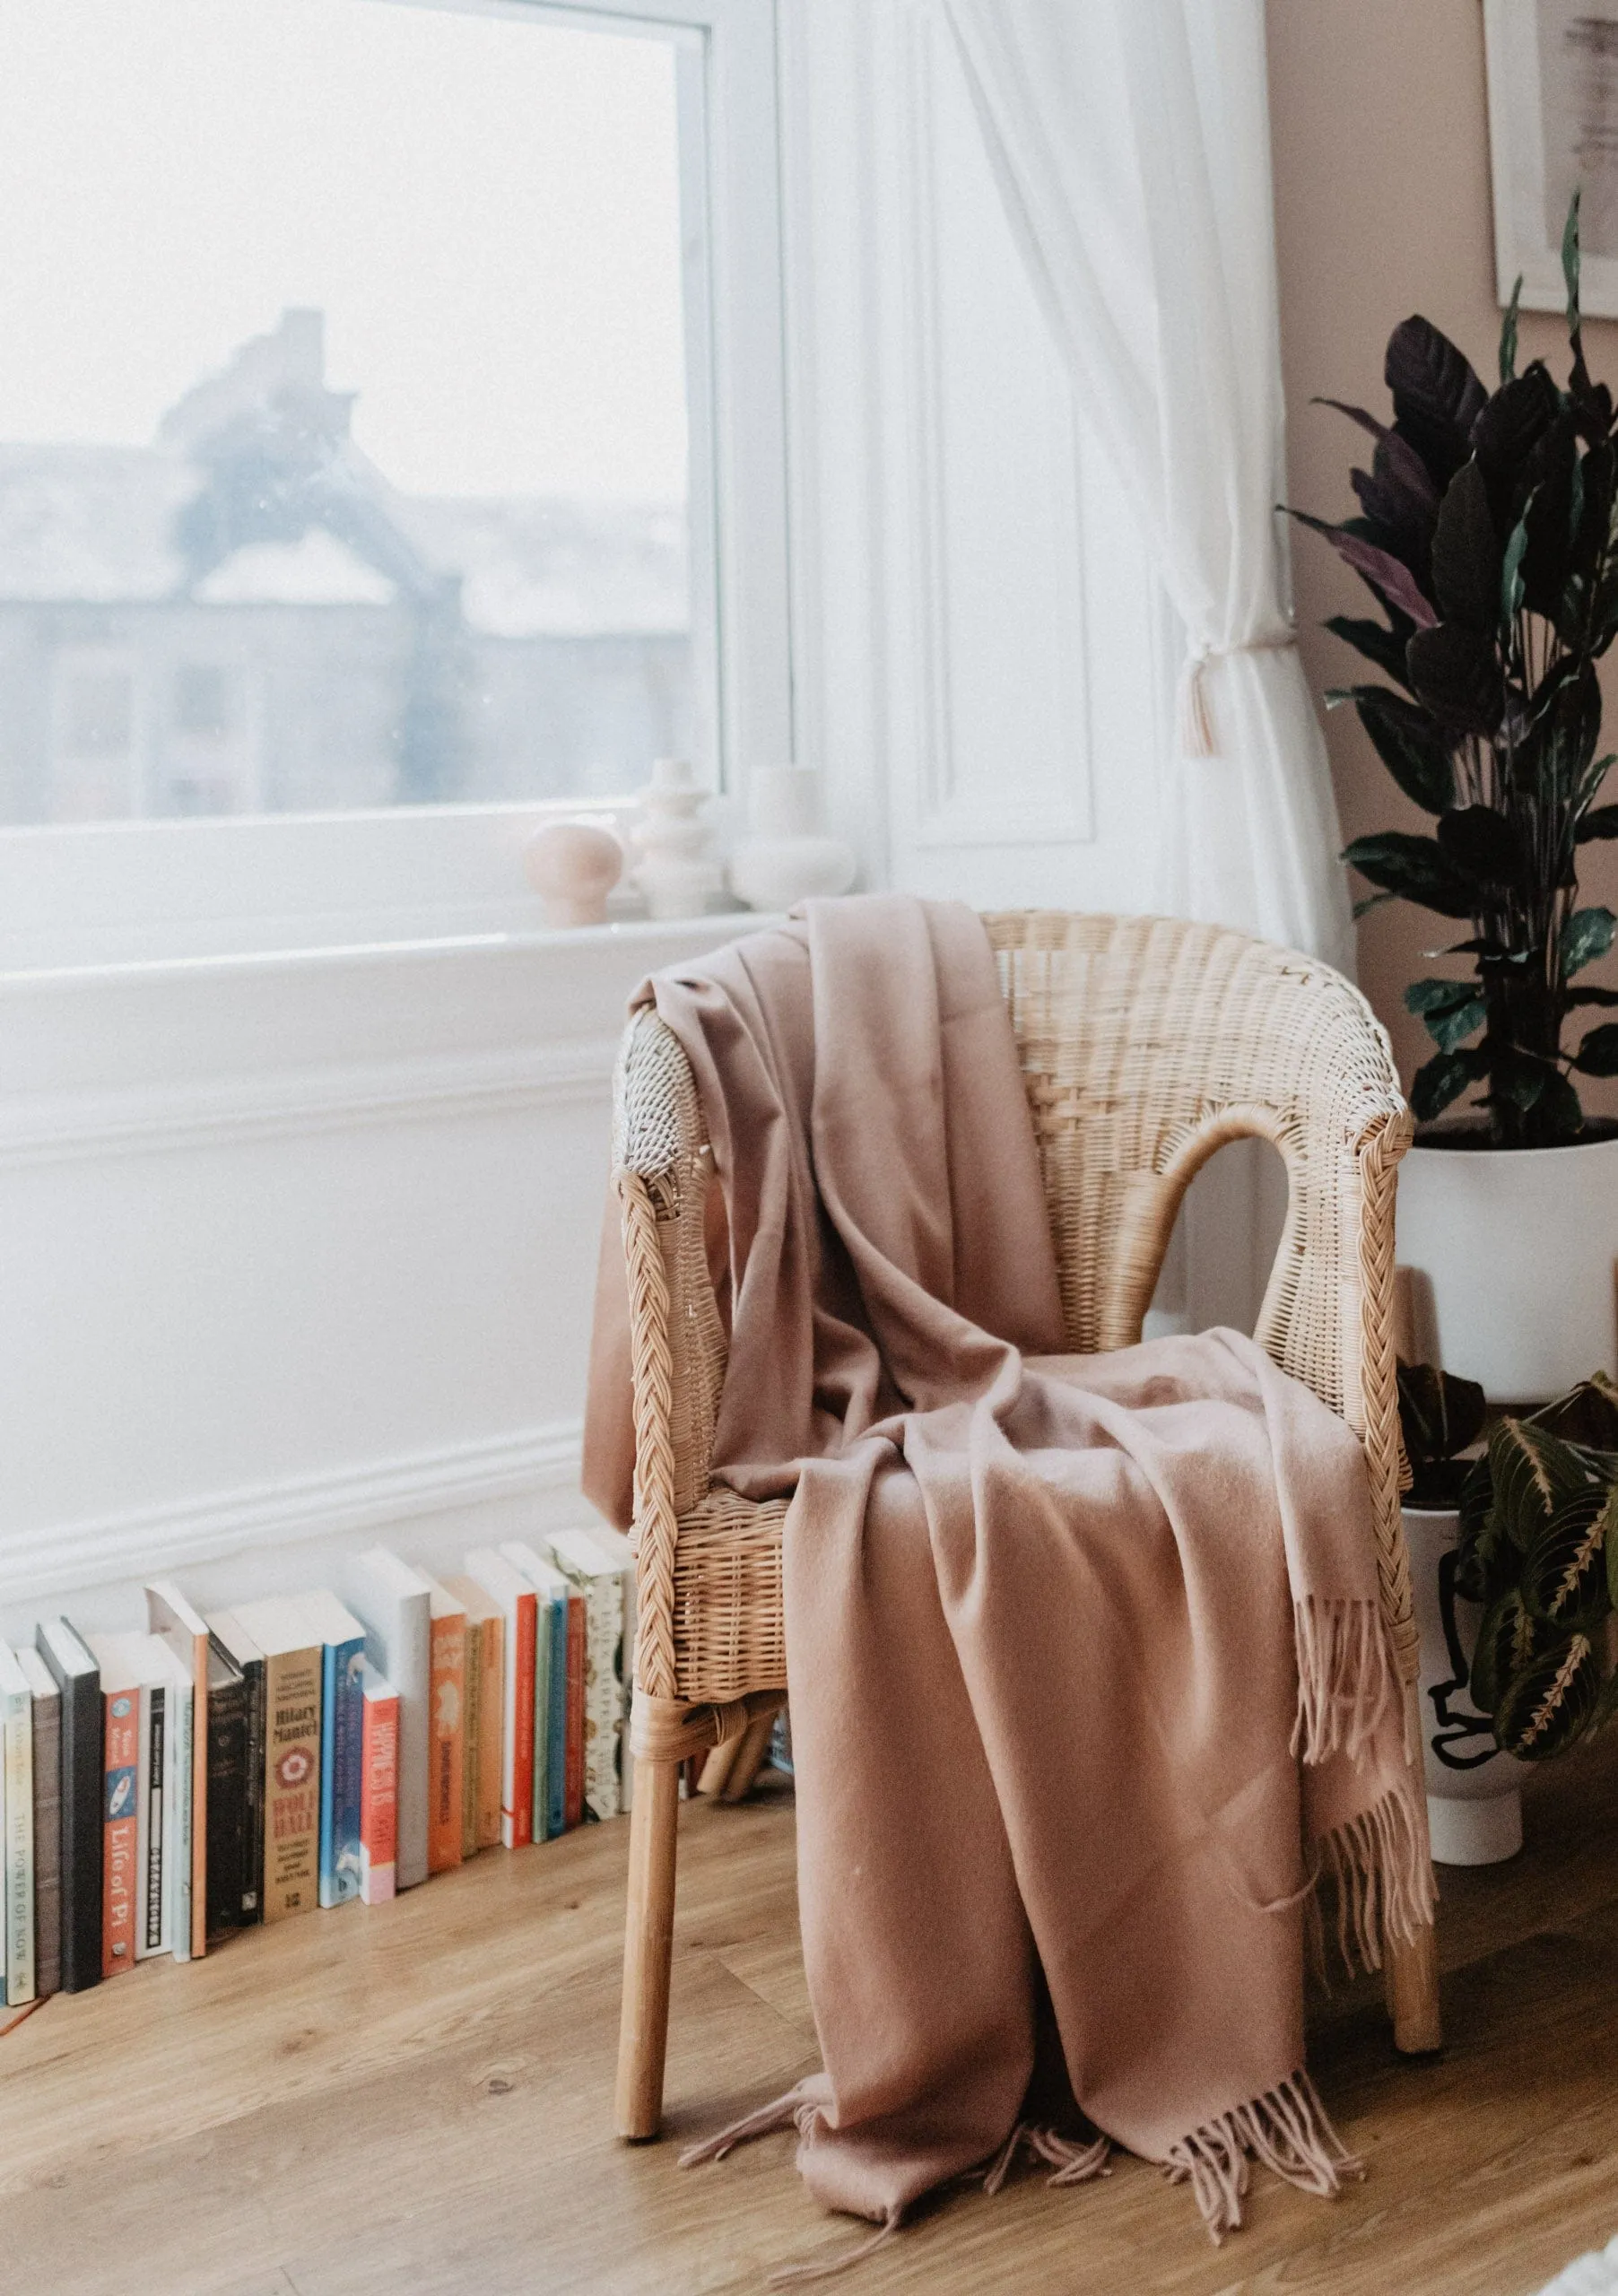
610;911;1441;2141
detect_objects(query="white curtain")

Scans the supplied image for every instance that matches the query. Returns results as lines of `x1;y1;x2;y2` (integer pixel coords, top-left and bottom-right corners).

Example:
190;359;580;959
941;0;1353;971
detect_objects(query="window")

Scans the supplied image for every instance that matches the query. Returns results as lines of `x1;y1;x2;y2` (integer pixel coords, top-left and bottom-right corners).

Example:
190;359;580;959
0;0;789;962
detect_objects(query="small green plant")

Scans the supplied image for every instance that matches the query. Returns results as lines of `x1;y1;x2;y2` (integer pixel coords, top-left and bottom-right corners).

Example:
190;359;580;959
1291;194;1618;1147
1397;1359;1487;1508
1455;1371;1618;1758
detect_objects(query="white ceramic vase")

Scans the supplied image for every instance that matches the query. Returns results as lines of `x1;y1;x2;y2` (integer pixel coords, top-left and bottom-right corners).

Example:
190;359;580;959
728;764;856;912
1404;1502;1525;1865
1396;1135;1618;1403
628;758;723;921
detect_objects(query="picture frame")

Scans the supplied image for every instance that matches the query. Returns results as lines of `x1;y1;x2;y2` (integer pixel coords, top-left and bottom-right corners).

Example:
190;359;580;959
1483;0;1618;317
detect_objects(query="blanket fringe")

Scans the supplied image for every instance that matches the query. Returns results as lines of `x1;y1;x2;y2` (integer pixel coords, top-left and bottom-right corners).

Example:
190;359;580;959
678;2083;817;2168
982;2121;1111;2196
1292;1596;1392;1767
765;2212;901;2288
1308;1776;1437;1983
1163;2067;1362;2245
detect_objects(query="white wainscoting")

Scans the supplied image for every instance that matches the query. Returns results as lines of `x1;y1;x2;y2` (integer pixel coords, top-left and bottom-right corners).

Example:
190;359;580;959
0;915;760;1644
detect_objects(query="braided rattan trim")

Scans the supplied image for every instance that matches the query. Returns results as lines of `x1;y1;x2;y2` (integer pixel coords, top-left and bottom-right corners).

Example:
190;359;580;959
1354;1109;1418;1683
618;1166;680;1702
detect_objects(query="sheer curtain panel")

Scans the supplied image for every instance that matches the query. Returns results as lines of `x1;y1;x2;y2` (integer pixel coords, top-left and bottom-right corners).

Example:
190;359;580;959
941;0;1353;970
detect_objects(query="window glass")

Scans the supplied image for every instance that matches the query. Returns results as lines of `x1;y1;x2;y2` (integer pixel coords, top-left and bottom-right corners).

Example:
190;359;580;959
0;0;709;825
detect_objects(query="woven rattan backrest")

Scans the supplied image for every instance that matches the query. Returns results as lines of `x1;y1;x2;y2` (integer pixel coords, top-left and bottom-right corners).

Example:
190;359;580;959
982;912;1405;1430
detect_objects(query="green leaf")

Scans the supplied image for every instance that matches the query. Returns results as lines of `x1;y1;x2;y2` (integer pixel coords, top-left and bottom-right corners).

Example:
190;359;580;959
1494;1631;1601;1760
1501;510;1529;622
1411;1045;1491;1120
1564;187;1584;344
1323;615;1415;688
1328;685;1455;813
1405;976;1486;1051
1342;830;1475;917
1487;1048;1586;1140
1406;621;1506;735
1437;804;1522;886
1564;907;1617;978
1470;1586;1561;1715
1577;804;1618;842
1574;1023;1618;1075
1523;1483;1618;1631
1491;1416;1606;1551
1501;274;1522;384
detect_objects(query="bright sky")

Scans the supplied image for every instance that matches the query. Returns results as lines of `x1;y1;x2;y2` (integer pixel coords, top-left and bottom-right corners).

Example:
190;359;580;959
0;0;692;500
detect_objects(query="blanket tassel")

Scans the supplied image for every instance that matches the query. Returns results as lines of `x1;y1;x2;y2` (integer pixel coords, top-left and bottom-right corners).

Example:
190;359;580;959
1307;1777;1438;1986
1292;1596;1393;1767
1163;2066;1362;2246
984;2121;1111;2195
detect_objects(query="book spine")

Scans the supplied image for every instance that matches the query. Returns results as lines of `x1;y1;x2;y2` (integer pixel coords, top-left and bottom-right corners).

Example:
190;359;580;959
502;1595;535;1851
30;1691;61;1998
579;1577;622;1822
59;1667;102;1992
204;1675;248;1942
242;1657;265;1922
547;1598;568;1839
459;1622;482;1861
360;1691;398;1905
426;1613;465;1875
138;1684;164;1959
530;1596;550;1846
476;1617;504;1852
101;1689;139;1978
262;1649;321;1922
4;1687;34;2004
318;1639;365;1909
563;1591;585;1831
167;1683;193;1964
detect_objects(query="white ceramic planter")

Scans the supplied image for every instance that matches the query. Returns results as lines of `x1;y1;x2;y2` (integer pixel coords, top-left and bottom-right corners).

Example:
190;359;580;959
1396;1134;1618;1402
1405;1503;1524;1865
728;765;856;911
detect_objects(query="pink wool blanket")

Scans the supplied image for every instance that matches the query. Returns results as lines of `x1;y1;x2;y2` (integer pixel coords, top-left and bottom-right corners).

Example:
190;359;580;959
585;893;1433;2257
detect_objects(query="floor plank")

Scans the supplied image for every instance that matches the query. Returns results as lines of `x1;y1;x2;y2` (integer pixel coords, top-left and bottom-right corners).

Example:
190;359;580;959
5;1750;1618;2294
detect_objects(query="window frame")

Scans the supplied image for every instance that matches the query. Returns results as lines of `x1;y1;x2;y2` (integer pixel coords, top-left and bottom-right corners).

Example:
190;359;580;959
0;0;792;970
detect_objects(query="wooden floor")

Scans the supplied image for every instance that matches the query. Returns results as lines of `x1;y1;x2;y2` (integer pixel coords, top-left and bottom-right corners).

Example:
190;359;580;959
8;1742;1618;2296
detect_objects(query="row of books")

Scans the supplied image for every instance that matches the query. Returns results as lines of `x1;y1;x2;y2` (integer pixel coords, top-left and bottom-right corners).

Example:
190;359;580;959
0;1525;635;2005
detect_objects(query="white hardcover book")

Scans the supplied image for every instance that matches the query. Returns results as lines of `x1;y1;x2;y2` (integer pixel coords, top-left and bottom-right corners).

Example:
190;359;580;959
144;1581;210;1961
544;1530;624;1823
0;1646;35;2005
582;1522;637;1815
343;1548;432;1890
15;1648;60;1999
152;1641;194;1964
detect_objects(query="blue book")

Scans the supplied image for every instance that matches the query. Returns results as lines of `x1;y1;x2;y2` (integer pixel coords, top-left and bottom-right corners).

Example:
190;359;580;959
300;1593;366;1908
500;1543;569;1840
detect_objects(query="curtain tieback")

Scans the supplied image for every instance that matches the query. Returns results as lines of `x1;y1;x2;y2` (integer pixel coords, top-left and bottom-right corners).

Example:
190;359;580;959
1177;628;1299;760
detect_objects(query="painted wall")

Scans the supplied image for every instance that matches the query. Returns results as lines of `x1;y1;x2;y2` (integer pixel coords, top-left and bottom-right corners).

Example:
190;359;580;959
1267;0;1618;1089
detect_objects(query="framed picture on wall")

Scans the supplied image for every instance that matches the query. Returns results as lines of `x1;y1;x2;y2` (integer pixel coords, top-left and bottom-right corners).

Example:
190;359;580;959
1484;0;1618;316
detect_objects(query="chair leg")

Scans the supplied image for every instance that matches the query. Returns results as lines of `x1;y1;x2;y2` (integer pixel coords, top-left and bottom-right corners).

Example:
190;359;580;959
1386;1916;1442;2053
615;1755;682;2140
718;1709;779;1803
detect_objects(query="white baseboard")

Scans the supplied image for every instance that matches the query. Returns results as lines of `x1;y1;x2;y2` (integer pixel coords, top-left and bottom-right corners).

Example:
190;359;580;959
0;1421;584;1605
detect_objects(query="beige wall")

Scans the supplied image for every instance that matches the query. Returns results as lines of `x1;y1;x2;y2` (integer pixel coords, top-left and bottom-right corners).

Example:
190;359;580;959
1267;0;1618;1089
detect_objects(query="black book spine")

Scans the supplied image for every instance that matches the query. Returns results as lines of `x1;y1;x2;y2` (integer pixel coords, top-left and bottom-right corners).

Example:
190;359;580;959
37;1632;102;1993
242;1657;265;1923
144;1688;165;1955
204;1665;248;1941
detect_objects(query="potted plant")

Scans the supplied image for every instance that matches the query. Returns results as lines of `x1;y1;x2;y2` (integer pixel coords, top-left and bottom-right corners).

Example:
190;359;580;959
1293;195;1618;1401
1396;1361;1525;1864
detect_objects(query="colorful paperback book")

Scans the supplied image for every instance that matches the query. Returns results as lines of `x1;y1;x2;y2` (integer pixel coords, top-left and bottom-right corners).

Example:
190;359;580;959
35;1619;100;1992
359;1663;398;1905
204;1611;265;1925
585;1522;637;1813
15;1648;61;1999
462;1550;535;1850
231;1600;322;1923
1;1646;36;2005
419;1578;466;1875
343;1550;431;1890
84;1633;145;1979
299;1593;366;1909
144;1582;211;1960
547;1529;627;1822
442;1576;504;1856
500;1543;569;1839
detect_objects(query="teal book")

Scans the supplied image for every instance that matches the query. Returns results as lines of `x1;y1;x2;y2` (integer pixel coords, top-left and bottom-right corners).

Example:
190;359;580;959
300;1593;367;1909
501;1543;569;1840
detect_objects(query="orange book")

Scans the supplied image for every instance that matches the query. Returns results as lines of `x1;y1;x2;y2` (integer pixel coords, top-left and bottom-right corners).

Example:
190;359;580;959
359;1663;397;1906
422;1579;466;1874
444;1576;504;1855
100;1677;140;1978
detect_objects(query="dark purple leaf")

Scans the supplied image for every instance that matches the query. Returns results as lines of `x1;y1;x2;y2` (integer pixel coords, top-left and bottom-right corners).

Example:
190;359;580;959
1407;622;1505;734
1573;1022;1618;1075
1329;683;1454;811
1324;613;1415;688
1342;830;1474;916
1470;363;1560;494
1431;460;1503;631
1288;509;1439;627
1386;316;1490;482
1438;804;1522;884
